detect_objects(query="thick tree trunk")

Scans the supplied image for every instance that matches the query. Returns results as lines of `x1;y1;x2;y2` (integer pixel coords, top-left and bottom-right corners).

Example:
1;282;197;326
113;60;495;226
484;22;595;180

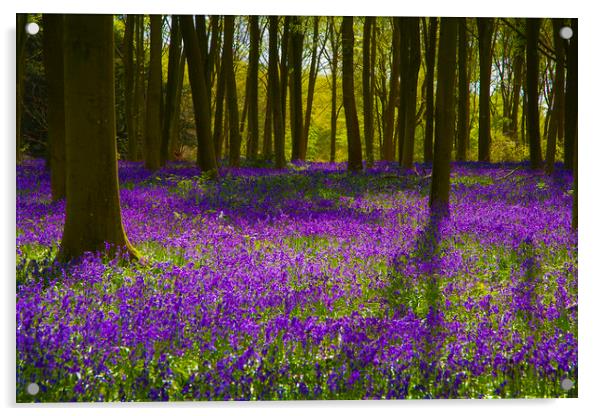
430;18;457;218
456;17;469;162
60;14;138;261
42;14;66;201
269;16;286;169
161;16;183;166
245;15;260;160
401;17;421;169
302;16;321;161
383;19;400;161
341;17;363;172
477;18;494;162
525;18;543;169
223;16;241;167
289;16;304;162
564;19;577;170
363;16;375;167
180;15;219;176
16;14;27;164
424;17;438;163
144;15;163;171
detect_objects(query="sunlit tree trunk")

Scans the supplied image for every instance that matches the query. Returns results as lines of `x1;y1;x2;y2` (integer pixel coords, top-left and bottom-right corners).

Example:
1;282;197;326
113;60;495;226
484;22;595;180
430;18;457;217
525;18;543;169
341;17;363;171
60;14;138;261
42;14;66;201
477;18;494;162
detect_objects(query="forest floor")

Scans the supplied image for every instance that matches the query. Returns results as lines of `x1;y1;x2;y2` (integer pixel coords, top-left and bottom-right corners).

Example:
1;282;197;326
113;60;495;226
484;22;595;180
16;159;577;401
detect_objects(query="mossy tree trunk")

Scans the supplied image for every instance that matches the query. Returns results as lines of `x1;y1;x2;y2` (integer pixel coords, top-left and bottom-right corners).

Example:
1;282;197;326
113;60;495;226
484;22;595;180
60;14;138;261
477;18;494;162
42;14;66;201
430;18;458;218
525;18;543;169
341;17;363;172
180;15;218;176
144;15;163;171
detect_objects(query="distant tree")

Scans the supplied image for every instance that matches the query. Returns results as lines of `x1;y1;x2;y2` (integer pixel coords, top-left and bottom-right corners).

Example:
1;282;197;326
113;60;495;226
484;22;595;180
430;18;457;217
363;16;375;167
42;14;66;201
401;17;421;169
161;16;183;166
144;15;163;171
341;16;363;171
424;17;438;163
477;18;494;162
180;15;218;175
268;16;286;169
456;17;469;162
289;16;304;161
60;14;138;261
525;18;543;169
564;19;577;170
223;16;241;166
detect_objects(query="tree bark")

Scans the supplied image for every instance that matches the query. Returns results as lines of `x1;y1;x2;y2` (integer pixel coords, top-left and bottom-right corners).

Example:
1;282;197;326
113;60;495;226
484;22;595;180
564;19;577;171
545;19;566;175
16;14;27;164
509;38;525;144
269;16;286;168
456;17;469;162
289;16;304;161
430;18;458;218
122;15;136;162
302;16;321;161
223;16;241;166
245;15;260;160
477;18;494;162
144;15;163;171
363;17;375;167
132;15;145;162
280;17;291;137
383;18;400;161
424;17;438;163
329;17;339;163
401;17;421;169
60;14;138;261
525;18;543;169
42;14;66;200
341;17;363;171
180;15;219;176
161;16;183;166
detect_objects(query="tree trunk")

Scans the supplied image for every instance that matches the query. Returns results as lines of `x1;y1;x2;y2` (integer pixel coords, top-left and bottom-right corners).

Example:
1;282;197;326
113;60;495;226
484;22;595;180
289;16;304;161
456;17;469;162
430;18;457;218
401;17;421;169
122;15;136;162
564;19;577;170
526;18;543;169
362;16;375;167
263;76;273;160
180;15;218;176
397;18;409;165
223;16;241;166
341;17;363;171
213;20;226;161
60;14;138;261
42;14;66;201
245;15;260;160
169;51;186;160
16;14;27;164
572;123;577;229
132;15;145;162
329;17;339;163
303;16;321;161
383;18;400;161
280;17;291;137
161;16;183;166
144;15;162;171
424;17;438;163
269;16;286;169
509;40;525;144
477;18;494;162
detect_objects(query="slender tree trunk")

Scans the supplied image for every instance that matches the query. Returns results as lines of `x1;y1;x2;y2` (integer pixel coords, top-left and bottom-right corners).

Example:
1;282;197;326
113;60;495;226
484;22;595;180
245;15;260;160
572;123;577;229
477;18;494;162
401;17;421;169
42;14;66;201
222;16;241;166
263;76;273;160
60;14;138;261
329;17;339;163
289;16;304;161
302;16;321;161
161;16;183;166
341;17;363;171
213;20;226;161
132;15;145;162
430;18;458;218
180;16;218;175
526;18;543;169
564;19;577;170
122;15;136;162
397;18;409;165
456;17;469;162
169;51;186;160
509;41;525;144
545;19;566;175
363;16;375;168
269;16;286;169
424;17;438;163
16;14;27;164
144;15;162;170
383;19;400;161
280;17;291;136
207;16;220;91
